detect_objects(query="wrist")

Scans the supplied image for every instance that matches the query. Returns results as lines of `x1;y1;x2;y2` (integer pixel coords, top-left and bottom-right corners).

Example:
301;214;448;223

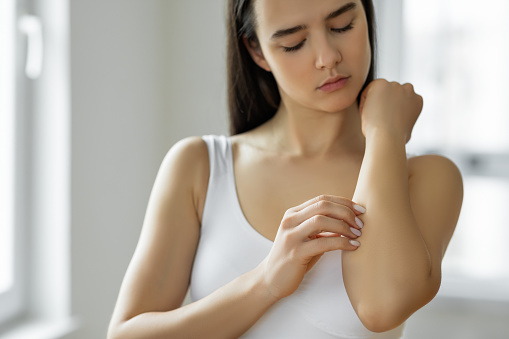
251;262;281;305
364;126;407;144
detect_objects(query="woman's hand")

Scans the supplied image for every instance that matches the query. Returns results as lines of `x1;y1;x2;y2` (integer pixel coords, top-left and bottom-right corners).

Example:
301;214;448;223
259;195;365;300
358;79;423;143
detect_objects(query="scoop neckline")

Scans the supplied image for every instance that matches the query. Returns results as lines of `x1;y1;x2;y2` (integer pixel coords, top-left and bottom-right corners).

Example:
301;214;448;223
226;136;274;245
223;135;415;246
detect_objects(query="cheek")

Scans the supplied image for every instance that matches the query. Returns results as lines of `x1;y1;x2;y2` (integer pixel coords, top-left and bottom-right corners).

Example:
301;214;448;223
341;29;371;92
269;55;310;92
353;28;372;78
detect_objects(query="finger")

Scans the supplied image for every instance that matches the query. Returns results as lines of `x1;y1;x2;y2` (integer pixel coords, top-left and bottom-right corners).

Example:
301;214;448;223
303;236;360;257
403;82;414;91
315;230;361;239
291;197;365;230
315;232;341;238
300;215;361;240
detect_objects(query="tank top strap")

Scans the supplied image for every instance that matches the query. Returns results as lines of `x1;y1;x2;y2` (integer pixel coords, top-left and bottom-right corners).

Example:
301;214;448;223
199;134;237;238
201;134;230;178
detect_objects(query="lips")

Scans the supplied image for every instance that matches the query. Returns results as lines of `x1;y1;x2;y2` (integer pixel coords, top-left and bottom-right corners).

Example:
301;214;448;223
318;75;350;93
318;75;349;89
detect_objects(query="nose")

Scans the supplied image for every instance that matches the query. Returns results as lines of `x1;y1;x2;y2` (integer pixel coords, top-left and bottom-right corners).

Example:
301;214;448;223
314;35;342;70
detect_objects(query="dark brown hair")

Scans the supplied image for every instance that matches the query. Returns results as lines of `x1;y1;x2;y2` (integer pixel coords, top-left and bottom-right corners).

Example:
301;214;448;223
227;0;377;136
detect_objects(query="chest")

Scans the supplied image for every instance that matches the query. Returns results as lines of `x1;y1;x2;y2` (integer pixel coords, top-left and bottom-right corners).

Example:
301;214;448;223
232;148;362;242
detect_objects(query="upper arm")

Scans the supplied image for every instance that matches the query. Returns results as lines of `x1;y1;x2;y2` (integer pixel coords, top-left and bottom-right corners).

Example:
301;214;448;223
408;154;464;282
109;136;209;326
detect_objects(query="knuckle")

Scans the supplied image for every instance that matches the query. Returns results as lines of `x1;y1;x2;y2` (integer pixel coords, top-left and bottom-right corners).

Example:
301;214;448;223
348;209;357;221
315;200;330;210
311;214;325;226
284;207;294;217
339;205;355;222
315;194;327;203
278;227;298;246
281;209;296;227
281;216;294;229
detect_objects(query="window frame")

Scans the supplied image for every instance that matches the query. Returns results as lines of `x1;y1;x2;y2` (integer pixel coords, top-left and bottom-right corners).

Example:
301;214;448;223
0;0;76;336
0;0;28;326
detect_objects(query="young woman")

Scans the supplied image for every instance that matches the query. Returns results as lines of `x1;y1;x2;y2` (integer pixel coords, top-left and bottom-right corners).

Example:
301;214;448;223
107;0;463;338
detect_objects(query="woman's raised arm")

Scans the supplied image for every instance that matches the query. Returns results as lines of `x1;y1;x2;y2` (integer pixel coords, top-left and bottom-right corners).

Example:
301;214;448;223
343;80;464;332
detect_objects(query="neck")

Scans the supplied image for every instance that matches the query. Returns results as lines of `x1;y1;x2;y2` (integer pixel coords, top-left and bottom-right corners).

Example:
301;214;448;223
264;100;366;159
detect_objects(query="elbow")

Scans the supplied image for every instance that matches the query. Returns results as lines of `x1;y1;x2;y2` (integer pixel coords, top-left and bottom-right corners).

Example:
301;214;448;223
357;279;441;333
357;303;407;333
358;309;407;333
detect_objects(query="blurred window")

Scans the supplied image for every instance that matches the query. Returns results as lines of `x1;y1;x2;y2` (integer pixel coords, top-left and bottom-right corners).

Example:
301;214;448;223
0;0;72;334
400;0;509;300
402;0;509;154
0;0;23;325
0;0;15;296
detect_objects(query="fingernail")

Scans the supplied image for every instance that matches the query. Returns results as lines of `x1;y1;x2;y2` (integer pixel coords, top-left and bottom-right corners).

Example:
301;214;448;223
355;217;364;229
350;227;362;237
350;240;361;247
354;204;366;214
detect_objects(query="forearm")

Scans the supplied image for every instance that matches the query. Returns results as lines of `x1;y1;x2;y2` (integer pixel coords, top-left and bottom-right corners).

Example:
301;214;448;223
344;128;433;312
109;266;277;339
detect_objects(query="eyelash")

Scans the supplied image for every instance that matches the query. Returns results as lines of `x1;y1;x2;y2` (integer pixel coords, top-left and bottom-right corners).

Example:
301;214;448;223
282;23;354;53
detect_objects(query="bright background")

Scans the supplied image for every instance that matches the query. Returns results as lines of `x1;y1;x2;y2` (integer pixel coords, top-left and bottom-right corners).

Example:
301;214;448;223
1;0;508;338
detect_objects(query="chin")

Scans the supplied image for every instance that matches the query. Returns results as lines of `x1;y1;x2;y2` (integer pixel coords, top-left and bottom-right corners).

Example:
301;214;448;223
319;96;358;113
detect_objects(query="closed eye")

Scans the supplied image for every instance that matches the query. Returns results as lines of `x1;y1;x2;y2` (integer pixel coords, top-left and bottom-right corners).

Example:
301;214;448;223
282;22;354;53
331;22;354;33
282;40;307;53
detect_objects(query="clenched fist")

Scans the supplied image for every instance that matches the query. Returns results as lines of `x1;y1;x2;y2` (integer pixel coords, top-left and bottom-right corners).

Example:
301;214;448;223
358;79;423;143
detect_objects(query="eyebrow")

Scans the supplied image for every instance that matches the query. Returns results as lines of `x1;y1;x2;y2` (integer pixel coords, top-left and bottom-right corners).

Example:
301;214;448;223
270;2;357;40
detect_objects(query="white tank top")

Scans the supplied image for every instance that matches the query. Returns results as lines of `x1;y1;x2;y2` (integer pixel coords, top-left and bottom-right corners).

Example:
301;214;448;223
190;135;405;339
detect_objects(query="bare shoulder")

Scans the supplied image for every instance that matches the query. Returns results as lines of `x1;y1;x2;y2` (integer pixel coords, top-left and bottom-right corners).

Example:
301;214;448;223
162;136;209;174
159;136;210;221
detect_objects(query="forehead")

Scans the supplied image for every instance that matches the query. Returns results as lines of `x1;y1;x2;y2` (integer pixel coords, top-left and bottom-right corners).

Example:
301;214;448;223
253;0;362;35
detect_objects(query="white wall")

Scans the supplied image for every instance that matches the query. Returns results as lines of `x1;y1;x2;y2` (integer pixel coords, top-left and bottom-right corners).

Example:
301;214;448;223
66;1;226;338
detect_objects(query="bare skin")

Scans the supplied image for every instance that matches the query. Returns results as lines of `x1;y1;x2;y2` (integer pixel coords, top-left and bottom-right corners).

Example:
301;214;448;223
107;0;463;337
228;126;364;243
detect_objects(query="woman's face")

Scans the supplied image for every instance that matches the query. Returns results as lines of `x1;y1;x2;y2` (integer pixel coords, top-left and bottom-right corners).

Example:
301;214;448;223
247;0;371;113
